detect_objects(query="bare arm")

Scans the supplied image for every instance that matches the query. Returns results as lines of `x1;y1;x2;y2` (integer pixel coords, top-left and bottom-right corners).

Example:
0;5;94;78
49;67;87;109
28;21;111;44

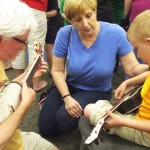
123;71;150;86
60;0;71;23
120;51;149;77
60;13;71;23
123;119;150;132
51;56;69;97
106;110;150;132
124;0;133;17
51;56;83;117
46;10;57;19
115;71;150;99
0;81;35;149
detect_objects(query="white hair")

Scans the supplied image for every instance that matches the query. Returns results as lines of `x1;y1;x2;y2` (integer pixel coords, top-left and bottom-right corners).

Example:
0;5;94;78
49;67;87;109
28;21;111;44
0;0;37;38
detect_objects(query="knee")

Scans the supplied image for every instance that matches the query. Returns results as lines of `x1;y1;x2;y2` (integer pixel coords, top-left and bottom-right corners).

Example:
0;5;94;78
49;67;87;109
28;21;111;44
38;119;58;138
53;145;59;150
56;112;78;132
84;104;94;119
38;124;50;138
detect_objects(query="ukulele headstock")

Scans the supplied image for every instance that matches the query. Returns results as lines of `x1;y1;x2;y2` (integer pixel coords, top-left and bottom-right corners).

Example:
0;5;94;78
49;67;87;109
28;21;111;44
34;41;43;56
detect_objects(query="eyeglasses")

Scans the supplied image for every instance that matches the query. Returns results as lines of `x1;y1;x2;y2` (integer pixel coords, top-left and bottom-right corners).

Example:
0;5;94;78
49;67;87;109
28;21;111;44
12;37;29;46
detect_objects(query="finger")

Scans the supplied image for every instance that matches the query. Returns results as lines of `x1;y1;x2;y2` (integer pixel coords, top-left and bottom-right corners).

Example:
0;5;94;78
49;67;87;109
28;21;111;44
74;102;83;111
115;91;121;99
105;110;113;117
38;65;48;70
72;108;82;117
68;110;76;117
21;80;28;88
113;89;116;93
77;104;83;111
37;69;47;74
104;122;110;129
74;105;83;116
38;61;48;69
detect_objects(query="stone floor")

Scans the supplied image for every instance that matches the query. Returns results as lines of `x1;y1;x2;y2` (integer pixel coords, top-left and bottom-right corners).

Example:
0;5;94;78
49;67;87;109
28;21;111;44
6;68;125;150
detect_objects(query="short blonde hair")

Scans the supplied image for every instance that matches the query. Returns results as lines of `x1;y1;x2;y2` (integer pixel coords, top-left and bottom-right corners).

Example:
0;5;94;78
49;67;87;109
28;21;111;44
64;0;97;21
127;10;150;42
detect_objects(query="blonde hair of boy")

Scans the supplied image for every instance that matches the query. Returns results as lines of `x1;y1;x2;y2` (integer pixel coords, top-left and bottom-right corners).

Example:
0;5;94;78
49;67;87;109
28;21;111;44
64;0;97;21
127;10;150;43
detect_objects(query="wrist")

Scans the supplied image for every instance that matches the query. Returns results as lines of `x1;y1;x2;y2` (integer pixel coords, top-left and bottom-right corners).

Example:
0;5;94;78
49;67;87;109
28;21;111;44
121;118;129;126
122;15;128;19
62;94;71;100
124;80;129;87
62;95;71;104
120;16;130;30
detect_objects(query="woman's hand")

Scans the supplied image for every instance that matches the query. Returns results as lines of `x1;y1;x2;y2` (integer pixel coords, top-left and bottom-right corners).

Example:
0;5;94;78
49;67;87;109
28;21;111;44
64;97;83;118
105;110;125;128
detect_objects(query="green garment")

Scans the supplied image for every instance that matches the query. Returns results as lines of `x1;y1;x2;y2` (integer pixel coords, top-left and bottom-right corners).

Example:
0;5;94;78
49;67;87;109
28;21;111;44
113;0;124;24
60;0;70;26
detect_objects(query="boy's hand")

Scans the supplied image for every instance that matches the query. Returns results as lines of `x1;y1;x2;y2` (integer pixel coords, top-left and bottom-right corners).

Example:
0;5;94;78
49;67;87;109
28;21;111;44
115;82;127;99
105;110;125;128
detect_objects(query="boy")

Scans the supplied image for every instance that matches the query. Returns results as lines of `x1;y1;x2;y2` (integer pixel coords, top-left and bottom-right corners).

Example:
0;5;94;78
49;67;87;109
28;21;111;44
84;10;150;147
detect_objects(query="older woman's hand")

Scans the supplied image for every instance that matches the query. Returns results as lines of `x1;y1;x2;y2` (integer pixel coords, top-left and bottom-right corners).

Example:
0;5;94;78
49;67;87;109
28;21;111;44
64;97;83;118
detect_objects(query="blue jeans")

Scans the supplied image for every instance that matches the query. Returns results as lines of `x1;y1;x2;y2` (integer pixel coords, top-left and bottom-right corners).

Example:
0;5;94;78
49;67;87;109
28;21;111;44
38;84;111;138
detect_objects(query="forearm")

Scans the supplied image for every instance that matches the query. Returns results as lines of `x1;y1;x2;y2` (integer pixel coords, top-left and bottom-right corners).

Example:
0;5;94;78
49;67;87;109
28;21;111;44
0;105;28;149
124;0;133;17
125;71;150;86
61;13;70;23
122;118;150;132
12;72;26;83
46;10;57;19
52;71;70;97
128;64;149;77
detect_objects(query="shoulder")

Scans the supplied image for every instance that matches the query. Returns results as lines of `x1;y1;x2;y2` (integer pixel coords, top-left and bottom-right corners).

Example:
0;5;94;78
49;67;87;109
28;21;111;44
57;25;73;38
100;21;127;40
59;25;72;32
101;22;125;32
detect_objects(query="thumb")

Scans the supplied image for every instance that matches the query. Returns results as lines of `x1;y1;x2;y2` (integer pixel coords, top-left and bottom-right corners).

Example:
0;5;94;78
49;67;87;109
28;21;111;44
105;110;113;117
21;80;28;88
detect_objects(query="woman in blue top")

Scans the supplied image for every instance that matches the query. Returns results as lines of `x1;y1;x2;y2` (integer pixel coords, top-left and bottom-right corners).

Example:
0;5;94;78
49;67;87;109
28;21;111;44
38;0;149;137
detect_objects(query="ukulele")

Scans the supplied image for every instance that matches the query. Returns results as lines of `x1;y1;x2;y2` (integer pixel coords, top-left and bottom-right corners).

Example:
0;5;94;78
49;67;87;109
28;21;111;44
23;42;42;85
85;85;143;145
117;85;142;115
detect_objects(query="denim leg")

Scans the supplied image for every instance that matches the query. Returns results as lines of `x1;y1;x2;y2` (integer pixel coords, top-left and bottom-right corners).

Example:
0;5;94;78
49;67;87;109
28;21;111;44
38;86;63;138
56;91;111;132
38;85;111;137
